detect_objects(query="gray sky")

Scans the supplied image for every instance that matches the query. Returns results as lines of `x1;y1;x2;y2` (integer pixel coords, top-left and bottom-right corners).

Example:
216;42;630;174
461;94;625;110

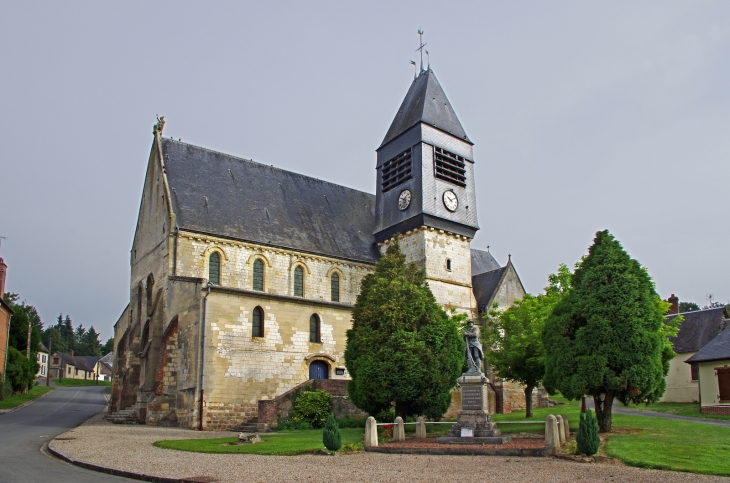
1;2;729;341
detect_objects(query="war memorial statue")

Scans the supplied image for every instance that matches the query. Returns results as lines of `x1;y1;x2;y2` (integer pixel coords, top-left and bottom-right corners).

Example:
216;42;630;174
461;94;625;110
437;320;511;444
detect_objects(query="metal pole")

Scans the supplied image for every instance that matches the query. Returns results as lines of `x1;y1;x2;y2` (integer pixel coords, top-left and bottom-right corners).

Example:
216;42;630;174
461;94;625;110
26;315;31;358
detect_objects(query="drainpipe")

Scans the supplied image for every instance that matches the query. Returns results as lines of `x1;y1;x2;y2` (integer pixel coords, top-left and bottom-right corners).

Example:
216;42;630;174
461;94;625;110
198;282;212;431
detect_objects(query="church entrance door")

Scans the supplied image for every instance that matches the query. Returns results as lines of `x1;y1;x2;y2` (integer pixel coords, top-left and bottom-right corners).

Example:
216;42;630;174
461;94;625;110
309;361;329;380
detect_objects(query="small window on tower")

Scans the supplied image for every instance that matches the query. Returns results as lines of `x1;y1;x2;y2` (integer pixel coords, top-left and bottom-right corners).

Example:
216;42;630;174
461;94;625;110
381;148;412;192
446;259;452;271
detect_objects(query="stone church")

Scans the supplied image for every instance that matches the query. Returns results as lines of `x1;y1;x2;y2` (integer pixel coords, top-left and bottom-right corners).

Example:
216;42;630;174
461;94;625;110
110;66;527;429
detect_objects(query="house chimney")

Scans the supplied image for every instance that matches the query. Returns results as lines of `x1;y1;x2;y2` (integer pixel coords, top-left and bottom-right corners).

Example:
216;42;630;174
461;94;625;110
69;349;74;357
0;258;6;297
667;294;679;315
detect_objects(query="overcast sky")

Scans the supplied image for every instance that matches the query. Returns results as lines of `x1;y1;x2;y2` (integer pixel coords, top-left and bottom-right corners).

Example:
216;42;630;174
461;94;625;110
1;2;729;341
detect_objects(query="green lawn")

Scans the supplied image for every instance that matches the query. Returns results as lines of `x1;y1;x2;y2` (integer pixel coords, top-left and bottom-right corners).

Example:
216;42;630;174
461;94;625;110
624;402;730;421
492;396;730;476
0;386;54;410
53;379;111;387
154;428;364;455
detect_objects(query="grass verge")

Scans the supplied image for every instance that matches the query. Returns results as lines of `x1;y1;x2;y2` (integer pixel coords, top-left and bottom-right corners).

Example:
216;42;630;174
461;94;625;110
623;402;730;421
154;428;364;455
491;395;730;476
0;385;54;410
53;379;111;387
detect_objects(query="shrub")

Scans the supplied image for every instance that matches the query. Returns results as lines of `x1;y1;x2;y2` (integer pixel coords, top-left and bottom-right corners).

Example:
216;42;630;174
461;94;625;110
5;347;37;394
336;416;366;428
275;418;312;431
576;410;600;456
291;389;331;428
322;412;342;451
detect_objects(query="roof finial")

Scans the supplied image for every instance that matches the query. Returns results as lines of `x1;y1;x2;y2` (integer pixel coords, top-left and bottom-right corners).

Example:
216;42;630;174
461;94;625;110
153;115;165;135
410;60;417;79
486;245;490;252
416;29;427;74
425;49;430;70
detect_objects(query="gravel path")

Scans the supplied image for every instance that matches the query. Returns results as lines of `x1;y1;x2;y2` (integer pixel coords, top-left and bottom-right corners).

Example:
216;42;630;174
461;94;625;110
50;413;730;483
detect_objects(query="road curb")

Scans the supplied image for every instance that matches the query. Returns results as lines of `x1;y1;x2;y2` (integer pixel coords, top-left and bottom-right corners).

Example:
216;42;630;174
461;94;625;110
47;440;213;483
0;386;56;416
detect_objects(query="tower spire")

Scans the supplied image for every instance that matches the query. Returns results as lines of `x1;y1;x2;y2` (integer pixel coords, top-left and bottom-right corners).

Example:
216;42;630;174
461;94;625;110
416;29;427;73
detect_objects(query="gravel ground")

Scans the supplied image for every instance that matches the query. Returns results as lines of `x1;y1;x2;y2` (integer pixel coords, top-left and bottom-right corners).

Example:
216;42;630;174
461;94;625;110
50;414;730;483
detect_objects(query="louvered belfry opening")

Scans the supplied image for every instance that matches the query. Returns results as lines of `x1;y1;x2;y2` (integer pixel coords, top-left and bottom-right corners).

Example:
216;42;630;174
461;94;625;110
433;146;467;187
381;148;412;192
252;259;264;291
208;252;221;285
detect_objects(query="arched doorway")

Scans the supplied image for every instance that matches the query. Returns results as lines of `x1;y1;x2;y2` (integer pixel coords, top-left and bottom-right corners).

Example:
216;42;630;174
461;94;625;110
309;360;329;380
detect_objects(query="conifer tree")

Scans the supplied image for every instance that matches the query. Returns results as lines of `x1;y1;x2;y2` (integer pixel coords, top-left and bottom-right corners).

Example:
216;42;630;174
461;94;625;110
543;230;675;432
576;410;600;456
322;412;342;451
345;239;463;420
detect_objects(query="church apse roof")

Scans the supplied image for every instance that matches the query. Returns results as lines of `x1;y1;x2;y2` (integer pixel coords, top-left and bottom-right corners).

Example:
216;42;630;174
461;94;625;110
380;69;472;148
162;139;380;264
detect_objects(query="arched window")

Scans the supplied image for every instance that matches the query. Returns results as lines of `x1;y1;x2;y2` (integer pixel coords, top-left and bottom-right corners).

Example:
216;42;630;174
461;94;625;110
330;273;340;302
294;266;304;297
252;259;264;291
146;273;155;314
252;306;264;337
309;314;320;343
137;283;143;323
209;252;221;285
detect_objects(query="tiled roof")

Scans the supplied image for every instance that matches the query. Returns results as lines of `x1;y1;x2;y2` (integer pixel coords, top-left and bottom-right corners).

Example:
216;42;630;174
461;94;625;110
471;249;500;276
380;69;471;147
667;306;729;353
686;326;730;363
162;139;380;264
472;266;507;310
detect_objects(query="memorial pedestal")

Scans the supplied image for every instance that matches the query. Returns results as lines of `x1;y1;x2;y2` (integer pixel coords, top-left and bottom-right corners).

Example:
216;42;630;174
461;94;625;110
436;374;511;445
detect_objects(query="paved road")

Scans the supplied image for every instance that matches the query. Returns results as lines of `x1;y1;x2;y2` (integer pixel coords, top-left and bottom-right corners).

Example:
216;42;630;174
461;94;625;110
0;386;134;483
583;398;730;428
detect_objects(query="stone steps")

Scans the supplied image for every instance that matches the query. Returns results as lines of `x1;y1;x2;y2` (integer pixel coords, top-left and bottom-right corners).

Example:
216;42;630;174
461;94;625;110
104;408;139;424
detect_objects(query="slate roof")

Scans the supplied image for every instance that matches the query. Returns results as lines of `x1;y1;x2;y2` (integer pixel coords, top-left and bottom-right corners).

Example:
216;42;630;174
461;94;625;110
162;139;381;264
686;327;730;363
380;69;471;148
472;266;508;311
471;249;501;276
57;354;99;372
667;306;729;353
100;352;113;364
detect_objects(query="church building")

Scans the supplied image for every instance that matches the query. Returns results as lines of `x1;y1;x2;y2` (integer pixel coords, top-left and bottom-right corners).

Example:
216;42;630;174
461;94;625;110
110;66;526;429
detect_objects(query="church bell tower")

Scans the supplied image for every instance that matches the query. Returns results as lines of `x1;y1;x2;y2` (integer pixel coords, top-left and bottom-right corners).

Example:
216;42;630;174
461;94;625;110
374;67;479;315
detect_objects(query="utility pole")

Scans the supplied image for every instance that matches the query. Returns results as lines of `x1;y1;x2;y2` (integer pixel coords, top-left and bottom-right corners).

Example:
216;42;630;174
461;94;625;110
26;317;31;358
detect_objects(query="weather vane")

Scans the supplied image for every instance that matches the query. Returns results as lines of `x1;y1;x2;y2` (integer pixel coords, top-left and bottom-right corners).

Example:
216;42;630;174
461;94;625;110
416;29;427;73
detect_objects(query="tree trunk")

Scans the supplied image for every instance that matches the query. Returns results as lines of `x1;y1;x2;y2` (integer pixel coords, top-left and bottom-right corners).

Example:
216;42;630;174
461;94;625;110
394;401;408;421
524;384;534;418
592;392;614;433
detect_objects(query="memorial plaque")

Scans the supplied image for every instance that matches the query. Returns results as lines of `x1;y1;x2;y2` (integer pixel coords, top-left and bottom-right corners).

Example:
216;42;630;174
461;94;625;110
460;427;474;437
461;386;484;410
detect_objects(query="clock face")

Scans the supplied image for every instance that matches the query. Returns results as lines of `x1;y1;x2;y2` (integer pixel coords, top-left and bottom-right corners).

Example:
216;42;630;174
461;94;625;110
398;190;411;211
443;190;458;212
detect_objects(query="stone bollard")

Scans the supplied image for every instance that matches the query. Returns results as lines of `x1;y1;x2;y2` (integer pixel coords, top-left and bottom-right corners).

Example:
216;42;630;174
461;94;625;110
415;416;427;438
364;416;378;448
393;416;405;442
545;415;560;455
562;414;570;440
556;415;566;444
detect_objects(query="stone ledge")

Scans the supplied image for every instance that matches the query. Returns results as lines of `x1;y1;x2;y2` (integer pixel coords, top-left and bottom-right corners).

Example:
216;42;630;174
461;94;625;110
365;446;547;457
435;436;512;445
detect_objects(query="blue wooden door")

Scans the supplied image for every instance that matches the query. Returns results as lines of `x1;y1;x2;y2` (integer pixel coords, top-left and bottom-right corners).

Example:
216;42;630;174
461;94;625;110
309;361;329;380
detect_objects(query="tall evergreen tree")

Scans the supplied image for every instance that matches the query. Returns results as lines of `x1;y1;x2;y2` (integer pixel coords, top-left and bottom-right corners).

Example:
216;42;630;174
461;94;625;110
345;239;463;420
102;337;115;355
543;230;676;432
77;326;103;357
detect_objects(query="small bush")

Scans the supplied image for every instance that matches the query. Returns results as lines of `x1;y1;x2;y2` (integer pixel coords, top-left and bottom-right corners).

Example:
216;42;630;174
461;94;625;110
374;407;395;423
336;416;366;428
5;347;37;394
0;378;11;400
276;419;313;431
291;389;331;428
322;412;342;451
576;410;600;456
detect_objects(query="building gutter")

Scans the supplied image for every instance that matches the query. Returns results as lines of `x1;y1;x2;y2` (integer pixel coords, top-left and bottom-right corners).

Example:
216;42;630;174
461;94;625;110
198;282;212;431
